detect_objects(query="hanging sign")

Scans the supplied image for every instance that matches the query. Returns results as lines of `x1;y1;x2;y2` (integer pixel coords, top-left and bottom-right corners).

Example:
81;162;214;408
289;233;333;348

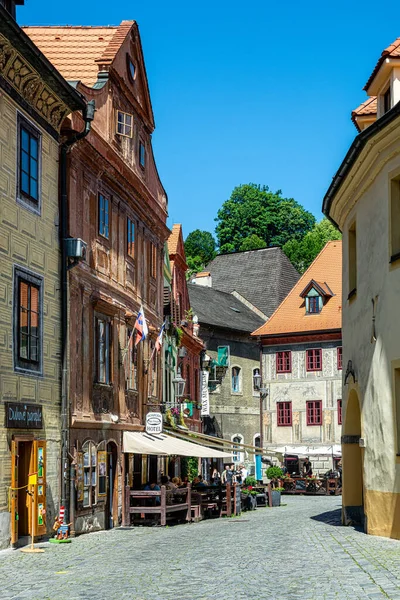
5;403;43;429
200;370;210;416
146;412;163;435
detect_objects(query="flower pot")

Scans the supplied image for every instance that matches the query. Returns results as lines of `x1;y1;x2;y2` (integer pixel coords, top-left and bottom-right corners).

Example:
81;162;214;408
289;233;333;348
271;490;281;507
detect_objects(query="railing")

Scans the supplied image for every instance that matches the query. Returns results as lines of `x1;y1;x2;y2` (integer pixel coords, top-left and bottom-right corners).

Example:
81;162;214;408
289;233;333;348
281;477;342;495
123;484;191;526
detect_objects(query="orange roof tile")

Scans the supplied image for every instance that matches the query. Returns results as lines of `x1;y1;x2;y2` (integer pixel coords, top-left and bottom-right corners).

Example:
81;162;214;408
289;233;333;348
252;241;342;337
195;272;211;278
364;38;400;91
351;97;377;132
23;22;134;87
167;224;182;256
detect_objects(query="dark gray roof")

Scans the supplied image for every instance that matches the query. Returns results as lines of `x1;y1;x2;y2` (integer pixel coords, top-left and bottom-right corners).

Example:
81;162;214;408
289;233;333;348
188;284;265;333
205;247;300;317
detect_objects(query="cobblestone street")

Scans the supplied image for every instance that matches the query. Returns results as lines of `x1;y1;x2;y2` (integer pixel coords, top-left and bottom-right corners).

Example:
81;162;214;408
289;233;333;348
1;496;400;600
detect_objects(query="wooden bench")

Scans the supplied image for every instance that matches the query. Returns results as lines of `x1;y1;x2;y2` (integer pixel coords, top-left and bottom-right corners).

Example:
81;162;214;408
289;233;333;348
124;484;191;526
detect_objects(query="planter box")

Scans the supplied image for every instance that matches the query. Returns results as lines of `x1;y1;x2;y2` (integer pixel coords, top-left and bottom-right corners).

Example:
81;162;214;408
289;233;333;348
271;490;281;507
242;494;257;511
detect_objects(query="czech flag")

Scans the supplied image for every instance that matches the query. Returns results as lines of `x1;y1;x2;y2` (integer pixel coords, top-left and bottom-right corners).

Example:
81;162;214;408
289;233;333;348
134;305;148;346
155;322;165;353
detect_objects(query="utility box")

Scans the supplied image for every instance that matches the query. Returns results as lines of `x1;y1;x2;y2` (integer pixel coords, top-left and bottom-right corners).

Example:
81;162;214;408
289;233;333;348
65;238;87;260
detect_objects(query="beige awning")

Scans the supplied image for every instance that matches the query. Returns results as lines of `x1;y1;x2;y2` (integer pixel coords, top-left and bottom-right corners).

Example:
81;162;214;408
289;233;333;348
123;431;232;458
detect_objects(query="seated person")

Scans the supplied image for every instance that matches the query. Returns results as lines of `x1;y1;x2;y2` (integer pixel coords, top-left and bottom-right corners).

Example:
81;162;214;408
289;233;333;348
193;475;207;488
160;475;177;490
144;480;161;504
172;477;182;487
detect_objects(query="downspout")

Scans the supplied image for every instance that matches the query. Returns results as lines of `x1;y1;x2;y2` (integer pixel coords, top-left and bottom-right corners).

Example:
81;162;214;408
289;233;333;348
60;100;95;525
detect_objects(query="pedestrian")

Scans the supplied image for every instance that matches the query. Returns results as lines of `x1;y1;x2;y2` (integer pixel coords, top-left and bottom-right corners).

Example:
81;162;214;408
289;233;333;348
240;464;248;483
221;464;230;484
303;457;313;477
211;465;221;485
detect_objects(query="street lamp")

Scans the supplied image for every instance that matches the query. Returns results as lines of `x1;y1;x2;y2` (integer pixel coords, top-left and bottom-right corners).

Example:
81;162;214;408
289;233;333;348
172;367;186;399
253;371;268;453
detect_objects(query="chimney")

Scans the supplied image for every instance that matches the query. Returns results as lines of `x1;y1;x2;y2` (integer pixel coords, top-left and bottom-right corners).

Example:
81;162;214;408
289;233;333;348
192;272;212;287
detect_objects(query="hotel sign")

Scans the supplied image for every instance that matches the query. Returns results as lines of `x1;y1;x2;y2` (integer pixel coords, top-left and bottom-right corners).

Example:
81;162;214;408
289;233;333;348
5;402;43;429
146;412;163;435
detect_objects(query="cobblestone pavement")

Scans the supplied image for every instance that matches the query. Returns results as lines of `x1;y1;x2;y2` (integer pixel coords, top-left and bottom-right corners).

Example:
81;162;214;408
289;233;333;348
1;496;400;600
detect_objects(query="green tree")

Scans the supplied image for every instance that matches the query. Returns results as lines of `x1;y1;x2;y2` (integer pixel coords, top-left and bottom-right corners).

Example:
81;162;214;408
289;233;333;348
283;218;341;273
239;234;267;252
215;183;315;253
184;229;216;265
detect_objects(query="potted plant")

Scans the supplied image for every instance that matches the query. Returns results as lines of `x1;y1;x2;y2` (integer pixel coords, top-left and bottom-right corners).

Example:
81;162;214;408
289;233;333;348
266;466;284;507
241;487;258;510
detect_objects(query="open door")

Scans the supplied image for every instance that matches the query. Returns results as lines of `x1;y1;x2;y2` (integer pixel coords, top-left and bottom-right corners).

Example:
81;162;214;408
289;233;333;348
10;440;18;545
34;440;47;537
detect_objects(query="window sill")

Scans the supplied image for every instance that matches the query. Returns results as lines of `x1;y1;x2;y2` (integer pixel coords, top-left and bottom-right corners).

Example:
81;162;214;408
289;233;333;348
94;382;113;389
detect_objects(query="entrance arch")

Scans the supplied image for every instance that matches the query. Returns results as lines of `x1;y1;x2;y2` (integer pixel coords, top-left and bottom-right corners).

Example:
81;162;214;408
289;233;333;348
342;388;364;527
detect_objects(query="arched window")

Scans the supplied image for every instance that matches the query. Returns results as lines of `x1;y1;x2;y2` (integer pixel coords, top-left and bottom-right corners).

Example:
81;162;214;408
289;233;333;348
232;434;244;463
82;440;97;508
253;368;260;394
231;366;241;393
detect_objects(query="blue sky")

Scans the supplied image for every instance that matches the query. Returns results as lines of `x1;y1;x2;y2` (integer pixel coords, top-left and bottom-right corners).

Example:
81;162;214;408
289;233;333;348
19;1;400;240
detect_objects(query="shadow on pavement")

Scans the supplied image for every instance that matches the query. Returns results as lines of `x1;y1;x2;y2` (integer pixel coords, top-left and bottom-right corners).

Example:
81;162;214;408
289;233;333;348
310;507;364;532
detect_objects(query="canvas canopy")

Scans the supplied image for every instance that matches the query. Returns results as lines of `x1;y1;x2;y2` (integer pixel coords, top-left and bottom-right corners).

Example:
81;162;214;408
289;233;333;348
265;445;341;458
123;431;232;458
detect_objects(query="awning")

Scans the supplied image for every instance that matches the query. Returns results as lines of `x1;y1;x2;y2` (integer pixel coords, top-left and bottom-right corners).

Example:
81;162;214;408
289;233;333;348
265;445;342;457
123;431;232;458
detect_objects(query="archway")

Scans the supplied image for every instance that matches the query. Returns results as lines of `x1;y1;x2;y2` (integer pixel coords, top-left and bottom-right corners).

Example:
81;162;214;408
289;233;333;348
342;388;364;527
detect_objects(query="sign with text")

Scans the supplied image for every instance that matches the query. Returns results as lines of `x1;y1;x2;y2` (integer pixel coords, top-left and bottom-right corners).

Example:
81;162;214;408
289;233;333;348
200;370;210;416
146;412;163;435
5;402;43;429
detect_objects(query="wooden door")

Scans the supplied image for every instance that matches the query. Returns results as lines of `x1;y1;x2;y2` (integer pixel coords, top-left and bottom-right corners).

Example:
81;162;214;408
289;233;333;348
10;440;18;545
34;440;47;537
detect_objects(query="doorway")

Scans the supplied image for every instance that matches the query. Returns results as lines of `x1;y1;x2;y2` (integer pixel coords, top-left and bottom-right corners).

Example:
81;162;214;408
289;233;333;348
342;389;364;526
17;440;33;537
106;442;117;529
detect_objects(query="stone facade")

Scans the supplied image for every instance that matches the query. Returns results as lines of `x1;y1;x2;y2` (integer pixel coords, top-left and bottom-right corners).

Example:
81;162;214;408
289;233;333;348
0;6;85;549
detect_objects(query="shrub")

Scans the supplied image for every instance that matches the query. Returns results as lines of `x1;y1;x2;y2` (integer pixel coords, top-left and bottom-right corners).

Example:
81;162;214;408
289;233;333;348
244;476;258;487
266;466;283;481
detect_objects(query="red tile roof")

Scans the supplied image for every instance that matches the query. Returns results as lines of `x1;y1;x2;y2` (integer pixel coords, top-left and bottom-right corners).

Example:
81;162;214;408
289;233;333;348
364;38;400;91
351;97;377;131
252;241;342;337
167;224;181;257
23;22;134;87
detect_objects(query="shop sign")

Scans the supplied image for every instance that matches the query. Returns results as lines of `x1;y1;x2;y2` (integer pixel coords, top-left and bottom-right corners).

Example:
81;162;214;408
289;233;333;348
5;402;43;429
146;412;163;435
200;370;210;416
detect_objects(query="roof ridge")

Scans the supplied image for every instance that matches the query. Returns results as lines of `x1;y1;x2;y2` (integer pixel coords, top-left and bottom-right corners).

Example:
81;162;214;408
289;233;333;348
22;25;119;29
251;241;341;336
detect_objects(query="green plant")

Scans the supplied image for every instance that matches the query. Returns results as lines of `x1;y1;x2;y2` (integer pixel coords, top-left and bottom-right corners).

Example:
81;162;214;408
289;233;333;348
242;488;258;496
175;327;184;347
244;476;258;487
266;466;283;486
273;487;284;493
187;457;198;482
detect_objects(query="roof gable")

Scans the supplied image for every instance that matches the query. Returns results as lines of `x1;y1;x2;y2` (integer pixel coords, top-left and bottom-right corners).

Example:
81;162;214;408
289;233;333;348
299;280;333;299
168;224;187;268
364;38;400;93
252;241;342;337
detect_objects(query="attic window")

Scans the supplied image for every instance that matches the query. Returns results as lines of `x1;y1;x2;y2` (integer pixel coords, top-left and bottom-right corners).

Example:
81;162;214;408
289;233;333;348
127;56;136;82
306;295;321;314
300;280;332;315
116;110;133;138
383;85;391;114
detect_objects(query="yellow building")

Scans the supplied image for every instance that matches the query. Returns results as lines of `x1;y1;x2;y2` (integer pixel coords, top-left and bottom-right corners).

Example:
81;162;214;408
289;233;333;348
0;2;85;548
323;37;400;538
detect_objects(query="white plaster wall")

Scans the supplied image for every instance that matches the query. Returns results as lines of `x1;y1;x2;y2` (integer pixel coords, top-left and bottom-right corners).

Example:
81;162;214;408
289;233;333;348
262;344;342;450
342;150;400;494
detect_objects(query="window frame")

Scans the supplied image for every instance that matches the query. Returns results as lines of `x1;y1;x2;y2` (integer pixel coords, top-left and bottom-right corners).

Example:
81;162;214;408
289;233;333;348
139;140;146;169
95;314;112;385
337;399;342;425
126;327;138;392
13;266;43;375
82;440;98;508
116;110;133;138
17;112;41;215
307;296;321;314
306;348;322;372
276;351;292;373
306;400;323;426
231;434;244;463
277;401;292;427
149;242;157;279
127;217;135;259
337;347;342;370
383;85;391;114
98;193;110;239
231;366;242;394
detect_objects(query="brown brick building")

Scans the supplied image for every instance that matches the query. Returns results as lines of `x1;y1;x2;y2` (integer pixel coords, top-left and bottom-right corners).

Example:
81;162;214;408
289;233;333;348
24;22;169;533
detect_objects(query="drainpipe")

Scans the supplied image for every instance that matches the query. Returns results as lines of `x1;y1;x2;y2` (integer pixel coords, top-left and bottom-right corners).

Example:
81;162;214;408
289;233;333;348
60;100;95;524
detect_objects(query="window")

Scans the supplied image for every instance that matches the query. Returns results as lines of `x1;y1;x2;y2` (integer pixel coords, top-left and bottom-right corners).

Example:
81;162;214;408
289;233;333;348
14;267;43;374
306;349;322;371
126;328;138;391
151;341;158;396
18;114;41;211
307;296;321;314
99;194;109;239
116;110;133;137
231;367;241;393
276;351;291;373
127;55;136;82
277;402;292;426
383;85;391;114
149;242;157;279
139;140;146;168
253;368;260;393
348;222;357;299
306;400;322;426
232;435;243;463
390;178;400;261
337;347;342;370
337;399;342;425
82;441;97;507
127;218;135;258
95;315;112;384
217;346;230;367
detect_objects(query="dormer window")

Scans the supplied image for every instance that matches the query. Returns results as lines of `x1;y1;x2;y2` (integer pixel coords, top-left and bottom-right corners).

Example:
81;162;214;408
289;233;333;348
300;280;333;315
127;56;136;82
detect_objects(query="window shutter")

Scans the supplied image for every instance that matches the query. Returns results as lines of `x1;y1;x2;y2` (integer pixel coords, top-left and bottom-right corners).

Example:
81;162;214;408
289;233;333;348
34;440;47;537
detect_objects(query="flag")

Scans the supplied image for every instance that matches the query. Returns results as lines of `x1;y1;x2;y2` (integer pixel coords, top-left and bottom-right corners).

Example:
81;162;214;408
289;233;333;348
155;322;165;353
134;305;148;346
